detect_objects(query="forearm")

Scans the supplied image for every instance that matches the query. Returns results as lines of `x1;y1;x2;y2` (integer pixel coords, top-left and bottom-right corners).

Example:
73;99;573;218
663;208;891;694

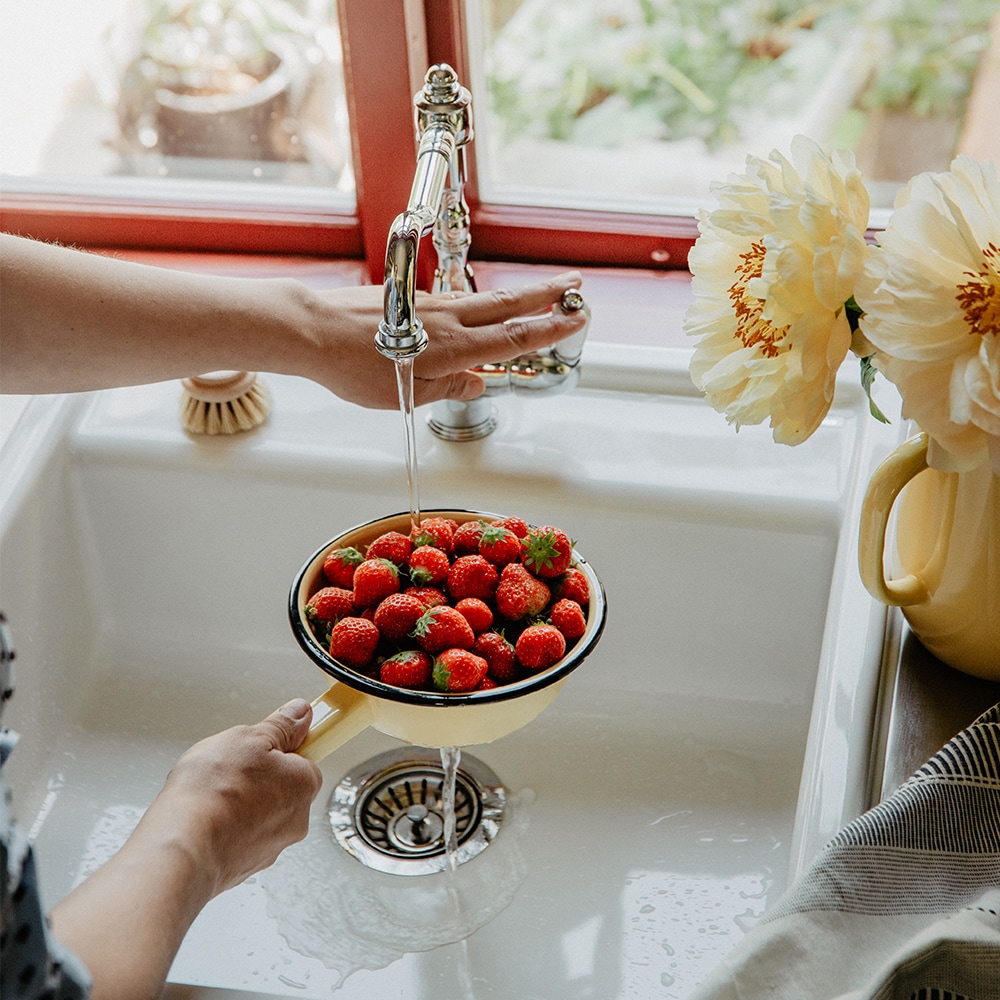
0;233;312;394
2;232;588;408
49;812;214;1000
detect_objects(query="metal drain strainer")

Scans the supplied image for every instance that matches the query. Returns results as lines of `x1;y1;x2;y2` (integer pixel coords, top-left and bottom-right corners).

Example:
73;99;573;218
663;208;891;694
328;748;506;876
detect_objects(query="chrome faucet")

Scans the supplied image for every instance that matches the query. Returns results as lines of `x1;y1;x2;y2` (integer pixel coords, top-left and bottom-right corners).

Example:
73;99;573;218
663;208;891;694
376;64;590;441
374;64;473;361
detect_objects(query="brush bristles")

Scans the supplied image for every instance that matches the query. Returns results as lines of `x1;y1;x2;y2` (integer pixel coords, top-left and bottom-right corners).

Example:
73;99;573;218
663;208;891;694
180;376;271;436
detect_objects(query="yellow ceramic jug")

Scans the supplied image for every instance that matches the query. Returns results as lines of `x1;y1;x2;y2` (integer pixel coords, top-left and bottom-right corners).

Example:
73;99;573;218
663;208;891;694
859;432;1000;680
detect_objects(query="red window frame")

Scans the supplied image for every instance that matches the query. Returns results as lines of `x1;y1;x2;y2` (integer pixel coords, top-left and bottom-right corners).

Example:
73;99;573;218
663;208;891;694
0;0;696;278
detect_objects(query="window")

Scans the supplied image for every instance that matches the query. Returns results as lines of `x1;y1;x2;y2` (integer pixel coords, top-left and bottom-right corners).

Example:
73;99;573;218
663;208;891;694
2;0;997;271
468;0;999;216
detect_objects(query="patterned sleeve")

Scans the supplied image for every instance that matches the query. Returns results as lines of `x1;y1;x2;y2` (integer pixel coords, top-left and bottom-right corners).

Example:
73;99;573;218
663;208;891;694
2;613;92;999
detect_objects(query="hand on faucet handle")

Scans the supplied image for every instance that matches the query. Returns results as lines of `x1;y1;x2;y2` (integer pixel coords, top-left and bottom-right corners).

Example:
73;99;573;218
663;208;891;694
404;270;587;406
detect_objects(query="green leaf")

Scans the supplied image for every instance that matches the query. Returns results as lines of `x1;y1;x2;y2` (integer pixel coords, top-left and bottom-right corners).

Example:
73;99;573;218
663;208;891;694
860;355;891;425
844;296;863;333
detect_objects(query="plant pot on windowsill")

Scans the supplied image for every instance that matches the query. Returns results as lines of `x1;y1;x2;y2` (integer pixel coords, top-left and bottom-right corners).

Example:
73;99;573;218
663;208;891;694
855;107;960;183
153;42;303;162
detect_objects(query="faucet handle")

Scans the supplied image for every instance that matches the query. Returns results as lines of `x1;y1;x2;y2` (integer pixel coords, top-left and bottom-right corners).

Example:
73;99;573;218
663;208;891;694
427;290;592;441
552;288;588;367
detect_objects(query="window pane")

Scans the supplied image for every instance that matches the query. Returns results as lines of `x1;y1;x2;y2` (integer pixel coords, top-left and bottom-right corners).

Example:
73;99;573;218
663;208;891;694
469;0;999;215
0;0;355;208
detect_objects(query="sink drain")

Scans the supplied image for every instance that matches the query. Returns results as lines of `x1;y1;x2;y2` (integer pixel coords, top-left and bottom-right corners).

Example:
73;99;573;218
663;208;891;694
328;748;506;876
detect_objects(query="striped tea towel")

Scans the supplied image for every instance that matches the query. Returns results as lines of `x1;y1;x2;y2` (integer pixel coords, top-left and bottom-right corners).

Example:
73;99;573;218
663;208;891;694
690;702;1000;1000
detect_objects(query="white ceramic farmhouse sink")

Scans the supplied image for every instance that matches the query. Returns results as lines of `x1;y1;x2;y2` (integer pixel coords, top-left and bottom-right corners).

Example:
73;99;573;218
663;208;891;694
0;341;899;998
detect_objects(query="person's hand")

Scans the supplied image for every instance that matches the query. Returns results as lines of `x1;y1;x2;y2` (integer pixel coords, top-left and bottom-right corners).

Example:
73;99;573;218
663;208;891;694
146;698;323;897
1;234;588;408
290;270;587;409
48;700;323;999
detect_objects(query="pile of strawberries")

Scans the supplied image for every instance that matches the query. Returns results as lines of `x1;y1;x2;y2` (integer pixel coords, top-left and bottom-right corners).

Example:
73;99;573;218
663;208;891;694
304;514;590;694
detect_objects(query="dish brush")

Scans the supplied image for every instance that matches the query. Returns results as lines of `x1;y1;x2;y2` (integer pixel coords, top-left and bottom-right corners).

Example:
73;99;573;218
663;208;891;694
180;371;270;436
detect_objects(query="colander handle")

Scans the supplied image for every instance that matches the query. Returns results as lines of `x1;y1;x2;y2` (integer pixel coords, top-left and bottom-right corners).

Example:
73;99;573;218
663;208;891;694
296;683;376;762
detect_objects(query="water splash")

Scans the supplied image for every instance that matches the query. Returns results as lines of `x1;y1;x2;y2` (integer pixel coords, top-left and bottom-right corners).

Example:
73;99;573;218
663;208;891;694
260;788;534;985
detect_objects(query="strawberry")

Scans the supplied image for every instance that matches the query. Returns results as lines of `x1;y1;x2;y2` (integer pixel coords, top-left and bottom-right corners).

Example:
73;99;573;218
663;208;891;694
322;546;364;587
495;563;550;620
477;524;523;566
549;598;587;640
515;624;566;671
432;648;488;693
329;617;380;670
380;649;432;690
413;605;474;654
373;592;425;640
306;586;355;623
476;675;499;691
554;567;589;606
496;515;529;538
455;597;493;633
352;558;400;609
366;531;413;566
447;554;499;602
411;517;458;554
522;525;573;578
473;631;517;683
408;545;451;586
404;585;447;608
453;519;487;555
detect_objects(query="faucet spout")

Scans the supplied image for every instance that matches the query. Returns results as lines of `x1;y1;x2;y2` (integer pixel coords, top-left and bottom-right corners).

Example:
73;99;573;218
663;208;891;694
375;65;472;361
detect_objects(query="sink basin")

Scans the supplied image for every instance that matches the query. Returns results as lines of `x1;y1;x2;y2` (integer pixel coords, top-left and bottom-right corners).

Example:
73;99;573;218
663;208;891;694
0;342;900;998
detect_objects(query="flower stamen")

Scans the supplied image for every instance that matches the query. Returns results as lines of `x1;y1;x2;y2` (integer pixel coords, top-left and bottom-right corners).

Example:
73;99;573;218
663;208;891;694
956;242;1000;336
728;242;790;358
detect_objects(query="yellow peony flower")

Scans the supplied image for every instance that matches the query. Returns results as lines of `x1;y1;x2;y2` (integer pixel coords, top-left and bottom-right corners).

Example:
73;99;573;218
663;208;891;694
854;156;1000;472
684;135;870;445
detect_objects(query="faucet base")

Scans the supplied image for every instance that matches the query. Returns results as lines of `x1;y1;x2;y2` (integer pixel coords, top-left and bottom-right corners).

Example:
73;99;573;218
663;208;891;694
427;397;497;441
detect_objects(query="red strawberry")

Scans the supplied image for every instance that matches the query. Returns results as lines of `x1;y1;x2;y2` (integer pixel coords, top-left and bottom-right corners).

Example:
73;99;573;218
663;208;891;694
352;558;400;609
405;585;447;608
432;648;488;693
455;597;493;633
322;546;364;587
373;592;425;640
453;519;487;555
413;605;475;654
554;567;589;606
522;526;573;578
476;675;499;691
495;563;550;620
366;531;413;566
306;586;355;623
447;554;499;602
496;515;529;538
411;517;458;554
473;631;517;683
478;524;523;566
515;624;566;671
549;598;587;640
408;545;451;586
329;616;380;670
380;649;432;689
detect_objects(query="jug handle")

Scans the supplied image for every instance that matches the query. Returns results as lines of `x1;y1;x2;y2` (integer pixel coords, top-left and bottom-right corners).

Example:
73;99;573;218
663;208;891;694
295;683;375;763
858;431;957;606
